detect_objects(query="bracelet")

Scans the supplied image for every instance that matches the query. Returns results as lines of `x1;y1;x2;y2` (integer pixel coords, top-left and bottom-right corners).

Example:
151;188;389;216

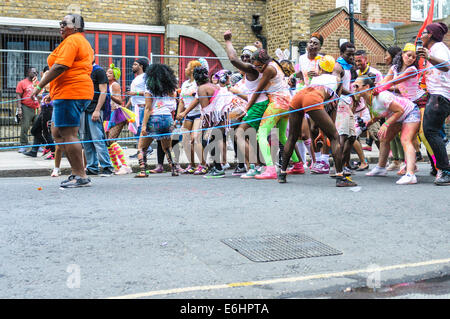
384;122;390;127
36;85;42;91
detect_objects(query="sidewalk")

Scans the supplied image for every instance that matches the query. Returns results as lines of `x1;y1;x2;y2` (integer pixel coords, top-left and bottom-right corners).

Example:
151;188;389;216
0;143;448;177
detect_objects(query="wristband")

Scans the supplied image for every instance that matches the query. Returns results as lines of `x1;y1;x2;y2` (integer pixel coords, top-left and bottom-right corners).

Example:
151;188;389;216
384;122;390;127
36;85;42;91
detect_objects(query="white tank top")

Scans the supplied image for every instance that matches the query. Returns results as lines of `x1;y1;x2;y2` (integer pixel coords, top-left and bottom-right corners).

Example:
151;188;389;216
244;73;268;103
266;61;288;95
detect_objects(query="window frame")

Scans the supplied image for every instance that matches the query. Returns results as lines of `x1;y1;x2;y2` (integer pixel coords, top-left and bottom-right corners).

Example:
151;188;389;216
336;0;362;14
410;0;448;22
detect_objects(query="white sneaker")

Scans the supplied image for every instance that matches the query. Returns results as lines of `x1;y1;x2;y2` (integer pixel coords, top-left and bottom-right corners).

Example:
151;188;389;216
396;173;417;185
115;165;131;175
366;166;388;176
51;168;61;177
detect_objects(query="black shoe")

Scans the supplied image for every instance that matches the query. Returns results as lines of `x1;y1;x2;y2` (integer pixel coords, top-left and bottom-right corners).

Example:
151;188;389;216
203;167;225;179
130;152;139;159
435;170;450;186
60;175;91;188
23;151;37;157
336;176;358;187
277;171;287;183
232;166;247;176
100;168;114;177
86;168;99;176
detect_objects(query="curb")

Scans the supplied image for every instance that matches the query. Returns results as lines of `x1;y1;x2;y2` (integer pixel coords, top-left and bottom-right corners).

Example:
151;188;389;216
0;156;432;178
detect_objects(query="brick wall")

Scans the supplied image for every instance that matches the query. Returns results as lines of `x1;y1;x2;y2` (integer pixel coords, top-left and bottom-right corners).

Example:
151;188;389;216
0;0;161;25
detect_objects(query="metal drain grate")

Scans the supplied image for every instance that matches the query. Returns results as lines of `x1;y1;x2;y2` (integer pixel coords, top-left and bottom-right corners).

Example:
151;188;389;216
221;233;342;262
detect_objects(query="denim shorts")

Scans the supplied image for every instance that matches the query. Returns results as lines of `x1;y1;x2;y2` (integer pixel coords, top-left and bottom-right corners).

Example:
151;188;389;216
185;113;201;122
52;99;91;127
402;106;421;124
145;114;174;140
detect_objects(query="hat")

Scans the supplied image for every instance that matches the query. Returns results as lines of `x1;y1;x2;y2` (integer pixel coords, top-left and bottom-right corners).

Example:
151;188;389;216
241;45;258;56
198;58;209;72
318;55;335;73
136;58;149;72
403;43;416;52
426;22;448;42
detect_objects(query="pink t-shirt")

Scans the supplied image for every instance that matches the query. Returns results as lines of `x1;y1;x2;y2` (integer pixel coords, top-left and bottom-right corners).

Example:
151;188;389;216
392;65;425;101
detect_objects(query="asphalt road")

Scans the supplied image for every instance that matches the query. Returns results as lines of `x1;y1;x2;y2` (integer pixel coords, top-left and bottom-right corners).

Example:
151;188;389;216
0;162;449;299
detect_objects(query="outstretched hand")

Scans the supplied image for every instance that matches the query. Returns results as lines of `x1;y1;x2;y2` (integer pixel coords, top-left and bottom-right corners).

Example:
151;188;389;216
224;30;232;41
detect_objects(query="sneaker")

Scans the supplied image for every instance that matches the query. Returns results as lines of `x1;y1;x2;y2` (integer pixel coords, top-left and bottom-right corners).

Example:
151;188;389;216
255;166;277;179
203;167;225;179
232;166;247;176
396;173;417;185
397;164;418;176
51;168;61;177
100;168;114;177
41;148;51;156
115;165;132;175
222;163;231;170
387;161;401;171
366;166;388;176
45;152;55;160
60;175;91;188
149;165;164;173
343;167;353;176
193;165;207;175
86;168;99;176
129;151;139;159
23;150;37;158
336;175;358;187
287;162;305;175
18;147;27;153
434;170;450;186
311;161;329;174
183;165;195;174
240;164;260;179
277;171;287;183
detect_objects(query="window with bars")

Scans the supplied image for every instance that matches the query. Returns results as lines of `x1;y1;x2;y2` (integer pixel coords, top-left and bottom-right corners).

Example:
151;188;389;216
84;31;164;90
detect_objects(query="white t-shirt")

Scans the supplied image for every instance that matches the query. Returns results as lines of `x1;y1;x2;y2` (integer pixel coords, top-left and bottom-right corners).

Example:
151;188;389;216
145;90;177;116
370;91;415;122
180;79;200;115
130;73;147;106
426;41;450;100
310;74;338;92
298;53;322;86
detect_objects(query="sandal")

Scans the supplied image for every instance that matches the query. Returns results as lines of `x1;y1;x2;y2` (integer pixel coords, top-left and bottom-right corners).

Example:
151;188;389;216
149;166;164;174
134;170;148;178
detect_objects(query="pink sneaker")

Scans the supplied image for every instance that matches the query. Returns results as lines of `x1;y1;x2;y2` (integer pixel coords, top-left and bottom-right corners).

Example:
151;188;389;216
287;162;305;175
311;161;329;174
255;166;277;179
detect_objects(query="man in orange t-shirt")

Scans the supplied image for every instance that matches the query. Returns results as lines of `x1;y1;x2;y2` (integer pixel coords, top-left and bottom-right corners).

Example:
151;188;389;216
31;14;94;188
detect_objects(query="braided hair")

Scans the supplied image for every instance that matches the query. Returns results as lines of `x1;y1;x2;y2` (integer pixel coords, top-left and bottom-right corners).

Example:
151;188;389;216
145;63;178;97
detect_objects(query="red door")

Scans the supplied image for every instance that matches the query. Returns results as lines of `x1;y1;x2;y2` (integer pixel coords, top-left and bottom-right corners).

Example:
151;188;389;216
179;36;223;84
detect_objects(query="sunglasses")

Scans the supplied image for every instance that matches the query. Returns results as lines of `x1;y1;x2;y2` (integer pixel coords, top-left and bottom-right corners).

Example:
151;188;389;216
59;21;68;28
353;84;360;90
241;54;251;60
422;31;429;35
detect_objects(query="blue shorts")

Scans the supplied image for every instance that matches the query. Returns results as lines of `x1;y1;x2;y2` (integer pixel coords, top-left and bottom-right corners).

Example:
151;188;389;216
185;113;201;122
145;114;174;140
52;99;91;127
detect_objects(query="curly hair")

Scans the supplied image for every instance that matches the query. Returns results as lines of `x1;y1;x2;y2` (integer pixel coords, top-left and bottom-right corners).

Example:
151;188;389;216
145;63;178;97
193;66;210;85
392;51;419;73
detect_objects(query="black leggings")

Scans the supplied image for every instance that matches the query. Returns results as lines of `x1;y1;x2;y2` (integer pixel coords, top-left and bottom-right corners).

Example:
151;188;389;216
423;94;450;171
30;105;55;152
157;139;180;165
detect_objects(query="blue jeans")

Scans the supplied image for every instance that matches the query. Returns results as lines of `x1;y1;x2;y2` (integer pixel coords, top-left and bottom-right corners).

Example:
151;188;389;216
136;106;146;137
79;111;113;172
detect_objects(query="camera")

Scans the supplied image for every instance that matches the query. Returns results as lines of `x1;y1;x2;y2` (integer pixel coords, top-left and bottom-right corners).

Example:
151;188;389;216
357;117;367;133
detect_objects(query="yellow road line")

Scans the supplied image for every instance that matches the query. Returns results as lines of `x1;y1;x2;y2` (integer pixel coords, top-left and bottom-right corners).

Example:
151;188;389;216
108;257;450;299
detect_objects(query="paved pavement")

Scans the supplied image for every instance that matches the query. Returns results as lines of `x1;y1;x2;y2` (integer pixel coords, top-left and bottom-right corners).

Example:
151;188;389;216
0;162;448;299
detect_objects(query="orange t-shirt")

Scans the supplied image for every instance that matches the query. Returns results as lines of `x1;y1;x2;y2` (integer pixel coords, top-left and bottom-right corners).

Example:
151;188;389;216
47;32;94;100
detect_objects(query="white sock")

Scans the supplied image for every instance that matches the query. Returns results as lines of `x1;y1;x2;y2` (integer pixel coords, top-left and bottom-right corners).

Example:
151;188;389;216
315;152;322;162
296;141;307;163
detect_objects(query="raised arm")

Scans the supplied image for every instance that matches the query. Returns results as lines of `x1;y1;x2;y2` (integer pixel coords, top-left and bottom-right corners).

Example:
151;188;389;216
224;30;258;76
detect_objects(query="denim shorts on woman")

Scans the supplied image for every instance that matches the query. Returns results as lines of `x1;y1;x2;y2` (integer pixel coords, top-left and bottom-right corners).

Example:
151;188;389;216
145;114;174;140
52;99;91;127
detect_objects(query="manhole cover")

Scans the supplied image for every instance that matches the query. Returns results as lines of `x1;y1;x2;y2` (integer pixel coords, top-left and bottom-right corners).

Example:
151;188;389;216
221;233;342;262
